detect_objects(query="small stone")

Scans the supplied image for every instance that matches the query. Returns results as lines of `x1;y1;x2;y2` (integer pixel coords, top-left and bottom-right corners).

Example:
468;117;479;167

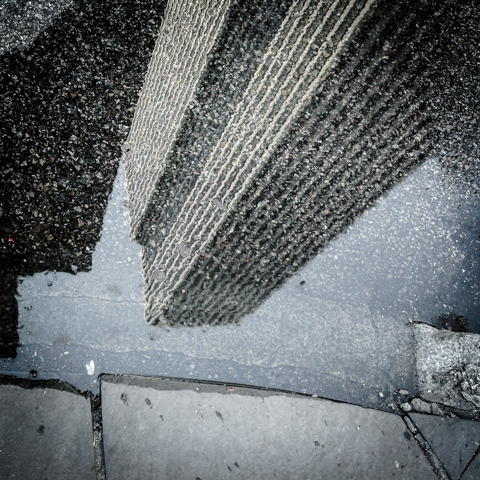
411;398;432;414
85;360;95;375
177;245;190;258
153;270;165;282
430;403;445;416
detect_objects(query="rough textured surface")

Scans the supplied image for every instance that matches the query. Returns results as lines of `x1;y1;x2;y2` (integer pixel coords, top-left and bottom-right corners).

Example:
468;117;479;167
0;0;167;357
414;323;480;414
409;413;480;480
124;0;479;327
125;0;232;237
101;375;437;480
0;0;72;55
0;381;94;479
0;0;478;427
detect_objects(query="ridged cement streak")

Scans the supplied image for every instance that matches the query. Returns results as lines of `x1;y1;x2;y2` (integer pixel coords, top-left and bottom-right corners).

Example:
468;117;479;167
153;0;448;326
142;0;378;324
135;0;295;248
126;0;461;326
125;0;231;238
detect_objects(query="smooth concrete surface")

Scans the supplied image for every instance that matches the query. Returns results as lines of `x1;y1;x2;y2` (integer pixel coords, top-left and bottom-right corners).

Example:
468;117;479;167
101;376;437;480
410;413;480;480
461;450;480;480
6;154;478;408
0;383;95;480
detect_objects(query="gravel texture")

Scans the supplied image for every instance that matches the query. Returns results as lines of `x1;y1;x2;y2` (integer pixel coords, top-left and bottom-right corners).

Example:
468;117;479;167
414;323;480;417
0;0;72;55
0;0;167;356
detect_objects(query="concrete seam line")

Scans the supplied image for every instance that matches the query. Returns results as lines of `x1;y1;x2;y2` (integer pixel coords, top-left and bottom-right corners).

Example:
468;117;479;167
459;444;480;479
91;392;106;480
403;415;452;480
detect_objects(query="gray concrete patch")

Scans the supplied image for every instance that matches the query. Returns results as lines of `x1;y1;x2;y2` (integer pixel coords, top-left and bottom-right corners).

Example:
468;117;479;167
0;381;95;479
409;413;480;480
414;323;480;413
10;164;417;408
102;376;437;480
461;450;480;480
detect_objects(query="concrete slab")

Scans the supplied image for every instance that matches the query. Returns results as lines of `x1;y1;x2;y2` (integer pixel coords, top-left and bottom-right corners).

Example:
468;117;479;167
461;451;480;480
102;375;437;480
410;413;480;480
0;378;95;480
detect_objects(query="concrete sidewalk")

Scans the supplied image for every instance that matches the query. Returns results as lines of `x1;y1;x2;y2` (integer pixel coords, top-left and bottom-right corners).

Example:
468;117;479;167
0;377;95;479
2;374;480;479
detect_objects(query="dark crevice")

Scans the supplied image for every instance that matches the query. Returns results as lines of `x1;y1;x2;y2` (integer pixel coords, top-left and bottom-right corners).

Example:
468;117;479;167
459;444;480;479
91;392;106;480
403;415;452;480
0;373;88;397
100;373;365;407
